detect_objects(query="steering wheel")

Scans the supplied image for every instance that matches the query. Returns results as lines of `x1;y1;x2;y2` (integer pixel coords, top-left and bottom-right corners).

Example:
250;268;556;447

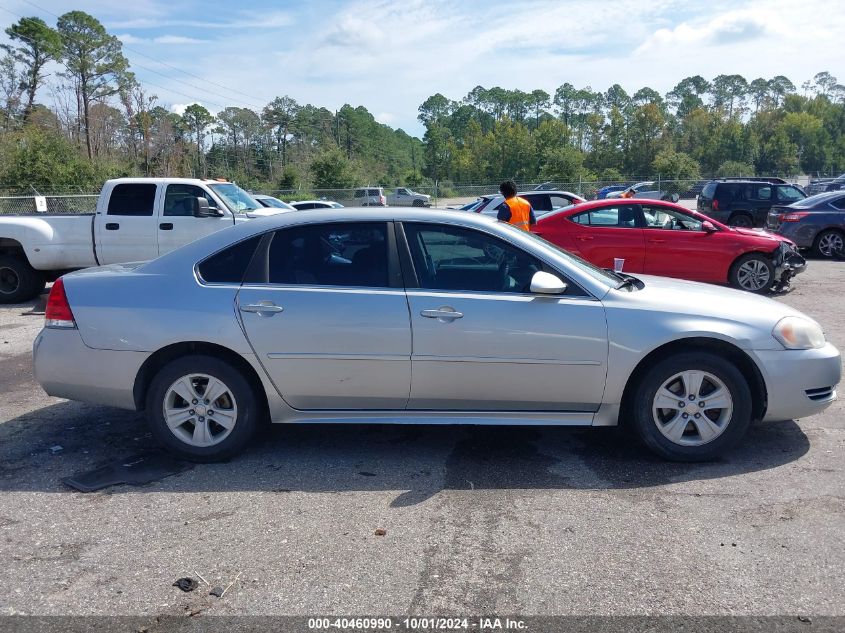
497;260;511;291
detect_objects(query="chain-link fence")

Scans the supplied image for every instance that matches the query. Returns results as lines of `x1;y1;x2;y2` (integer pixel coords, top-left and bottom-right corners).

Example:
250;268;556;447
0;194;98;215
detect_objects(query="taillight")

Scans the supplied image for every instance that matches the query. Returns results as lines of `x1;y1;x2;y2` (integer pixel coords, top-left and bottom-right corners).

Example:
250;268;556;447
45;278;76;329
711;199;719;211
782;212;810;222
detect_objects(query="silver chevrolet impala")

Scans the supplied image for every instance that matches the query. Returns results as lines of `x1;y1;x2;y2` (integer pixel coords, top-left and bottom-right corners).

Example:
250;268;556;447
33;208;841;462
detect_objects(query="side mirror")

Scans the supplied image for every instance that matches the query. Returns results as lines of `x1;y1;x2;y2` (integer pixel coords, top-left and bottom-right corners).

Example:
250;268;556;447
702;220;717;232
530;271;567;295
192;196;222;217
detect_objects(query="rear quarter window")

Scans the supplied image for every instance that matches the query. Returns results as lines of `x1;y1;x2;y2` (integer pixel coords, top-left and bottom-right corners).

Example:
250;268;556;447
701;182;717;199
107;183;157;216
197;236;262;284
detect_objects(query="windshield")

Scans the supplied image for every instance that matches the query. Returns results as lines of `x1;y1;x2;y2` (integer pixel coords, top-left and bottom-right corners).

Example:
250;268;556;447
495;221;623;287
209;183;261;212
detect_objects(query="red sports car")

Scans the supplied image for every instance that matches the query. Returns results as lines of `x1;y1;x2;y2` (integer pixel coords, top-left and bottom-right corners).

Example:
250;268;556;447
532;199;806;293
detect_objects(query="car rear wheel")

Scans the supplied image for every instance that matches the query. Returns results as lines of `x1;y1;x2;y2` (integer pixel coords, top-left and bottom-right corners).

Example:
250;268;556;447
0;255;45;304
814;229;844;258
728;213;754;228
145;355;260;462
729;253;775;293
630;352;753;461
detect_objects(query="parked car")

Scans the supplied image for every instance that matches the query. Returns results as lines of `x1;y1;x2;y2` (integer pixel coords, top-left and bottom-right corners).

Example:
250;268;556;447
352;187;387;207
252;195;296;213
766;191;845;258
0;178;269;303
291;200;345;210
697;179;806;227
473;190;586;218
806;174;845;196
533;199;806;293
595;185;629;200
33;208;839;463
445;199;482;211
385;187;431;207
605;181;677;201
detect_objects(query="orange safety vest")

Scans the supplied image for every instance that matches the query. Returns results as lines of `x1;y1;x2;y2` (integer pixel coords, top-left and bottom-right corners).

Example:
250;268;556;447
504;196;532;231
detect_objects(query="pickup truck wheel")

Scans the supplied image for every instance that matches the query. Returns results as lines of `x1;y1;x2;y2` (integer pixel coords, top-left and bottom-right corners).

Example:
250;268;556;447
814;229;844;258
729;253;775;293
145;355;260;462
0;255;45;304
728;213;754;228
630;352;752;461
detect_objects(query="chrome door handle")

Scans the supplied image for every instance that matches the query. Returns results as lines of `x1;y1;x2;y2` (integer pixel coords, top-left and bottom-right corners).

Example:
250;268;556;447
421;308;463;321
240;302;284;315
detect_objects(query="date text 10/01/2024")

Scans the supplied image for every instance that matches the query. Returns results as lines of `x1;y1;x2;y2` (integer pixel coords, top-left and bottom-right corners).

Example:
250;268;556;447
307;617;528;630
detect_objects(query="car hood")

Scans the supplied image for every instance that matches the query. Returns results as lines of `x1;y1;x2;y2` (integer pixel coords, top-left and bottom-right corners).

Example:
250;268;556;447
618;274;811;332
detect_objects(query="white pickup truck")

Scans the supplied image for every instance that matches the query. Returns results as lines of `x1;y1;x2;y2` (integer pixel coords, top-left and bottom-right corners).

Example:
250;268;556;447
0;177;279;303
386;187;431;207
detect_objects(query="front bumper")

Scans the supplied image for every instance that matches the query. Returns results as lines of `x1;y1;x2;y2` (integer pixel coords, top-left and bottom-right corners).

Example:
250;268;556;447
751;342;841;421
33;327;148;410
772;242;806;286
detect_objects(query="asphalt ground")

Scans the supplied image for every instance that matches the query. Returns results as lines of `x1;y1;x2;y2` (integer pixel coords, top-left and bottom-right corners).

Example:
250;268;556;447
0;260;843;624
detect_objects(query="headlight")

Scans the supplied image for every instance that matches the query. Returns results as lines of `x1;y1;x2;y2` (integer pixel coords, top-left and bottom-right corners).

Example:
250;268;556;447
772;316;826;349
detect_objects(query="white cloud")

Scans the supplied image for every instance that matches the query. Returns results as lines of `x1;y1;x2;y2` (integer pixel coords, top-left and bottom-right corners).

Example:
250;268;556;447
108;11;293;30
375;112;395;124
170;102;203;115
153;35;210;45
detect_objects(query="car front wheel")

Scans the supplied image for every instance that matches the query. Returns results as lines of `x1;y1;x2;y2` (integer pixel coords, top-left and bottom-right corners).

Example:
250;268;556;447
729;253;775;293
630;352;753;461
145;355;260;462
728;214;754;228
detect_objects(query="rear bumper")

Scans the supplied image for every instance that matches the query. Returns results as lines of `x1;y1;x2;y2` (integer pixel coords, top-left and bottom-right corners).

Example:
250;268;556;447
33;327;147;410
751;343;841;421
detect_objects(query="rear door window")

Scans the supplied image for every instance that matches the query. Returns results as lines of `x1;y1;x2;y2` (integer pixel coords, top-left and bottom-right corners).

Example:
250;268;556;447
198;236;262;284
752;185;772;201
107;183;157;216
267;222;389;287
776;186;804;203
524;194;551;212
830;196;845;210
569;205;637;227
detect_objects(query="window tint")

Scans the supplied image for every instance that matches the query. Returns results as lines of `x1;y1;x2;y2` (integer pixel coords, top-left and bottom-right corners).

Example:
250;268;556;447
295;203;315;210
642;206;703;231
107;183;156;216
404;223;545;294
549;194;573;209
569;205;637;227
525;194;551;212
830;196;845;210
198;236;261;284
268;222;388;287
164;184;212;216
353;190;365;198
776;186;804;202
368;189;380;196
701;182;717;198
753;185;772;201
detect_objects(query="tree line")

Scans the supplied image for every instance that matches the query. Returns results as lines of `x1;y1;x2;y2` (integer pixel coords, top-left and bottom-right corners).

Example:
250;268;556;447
418;75;845;186
0;9;843;196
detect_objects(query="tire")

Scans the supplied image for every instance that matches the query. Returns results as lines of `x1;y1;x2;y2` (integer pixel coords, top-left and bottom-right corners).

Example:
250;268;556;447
729;253;775;293
412;199;425;207
145;355;261;462
728;213;754;228
0;255;46;304
630;352;753;461
813;229;844;259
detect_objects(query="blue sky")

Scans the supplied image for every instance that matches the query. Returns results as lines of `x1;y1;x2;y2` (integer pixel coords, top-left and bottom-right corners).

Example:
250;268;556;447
2;0;845;137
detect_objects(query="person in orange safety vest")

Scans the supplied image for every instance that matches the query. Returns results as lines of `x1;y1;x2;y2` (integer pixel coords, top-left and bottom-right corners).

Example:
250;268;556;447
494;180;536;231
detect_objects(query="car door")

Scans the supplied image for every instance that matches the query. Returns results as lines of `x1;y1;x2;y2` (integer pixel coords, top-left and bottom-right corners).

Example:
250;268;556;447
536;204;645;273
157;184;234;256
400;222;608;411
95;182;160;264
641;205;728;282
236;221;412;410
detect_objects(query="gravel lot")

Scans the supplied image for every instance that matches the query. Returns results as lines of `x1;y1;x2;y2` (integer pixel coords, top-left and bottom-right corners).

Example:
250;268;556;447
0;261;843;622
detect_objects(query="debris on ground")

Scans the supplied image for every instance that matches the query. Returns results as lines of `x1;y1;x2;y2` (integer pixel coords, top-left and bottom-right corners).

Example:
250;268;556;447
374;528;387;536
209;586;224;597
172;577;199;592
49;445;63;454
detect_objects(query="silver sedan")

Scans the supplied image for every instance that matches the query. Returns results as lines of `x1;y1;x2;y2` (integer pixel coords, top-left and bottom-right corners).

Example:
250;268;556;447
33;209;841;462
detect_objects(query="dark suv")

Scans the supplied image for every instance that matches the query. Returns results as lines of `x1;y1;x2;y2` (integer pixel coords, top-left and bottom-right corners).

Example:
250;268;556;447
697;180;806;227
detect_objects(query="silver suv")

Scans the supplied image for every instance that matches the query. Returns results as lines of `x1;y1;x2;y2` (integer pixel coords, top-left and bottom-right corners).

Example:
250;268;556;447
353;187;386;207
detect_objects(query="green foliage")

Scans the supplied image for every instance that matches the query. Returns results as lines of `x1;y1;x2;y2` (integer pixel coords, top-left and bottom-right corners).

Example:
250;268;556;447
310;147;358;188
652;149;700;180
716;160;755;177
2;17;61;120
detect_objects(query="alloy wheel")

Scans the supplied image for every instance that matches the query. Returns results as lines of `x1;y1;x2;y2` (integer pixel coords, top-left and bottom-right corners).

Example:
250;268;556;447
736;259;771;291
162;373;238;447
652;370;733;446
818;232;844;257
